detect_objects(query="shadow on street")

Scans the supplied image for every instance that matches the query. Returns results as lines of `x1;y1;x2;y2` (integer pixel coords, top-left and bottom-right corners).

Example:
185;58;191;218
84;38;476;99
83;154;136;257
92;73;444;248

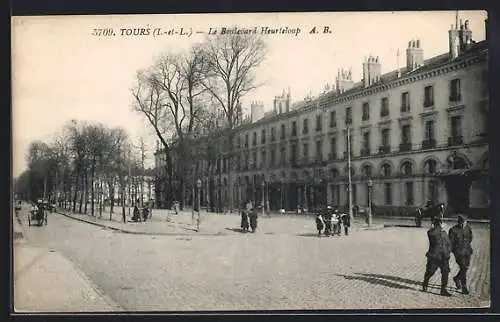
336;273;422;291
296;233;324;238
225;227;248;234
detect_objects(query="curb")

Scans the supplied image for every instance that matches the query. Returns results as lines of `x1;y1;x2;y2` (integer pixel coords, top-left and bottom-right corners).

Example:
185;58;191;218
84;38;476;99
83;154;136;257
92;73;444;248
55;210;229;237
375;216;490;224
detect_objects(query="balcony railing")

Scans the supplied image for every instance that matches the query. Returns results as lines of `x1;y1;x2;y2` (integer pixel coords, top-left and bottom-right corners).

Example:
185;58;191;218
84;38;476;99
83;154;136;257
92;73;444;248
399;142;412;152
448;136;464;146
300;156;310;165
378;145;391;154
449;94;462;102
422;139;437;150
343;151;354;159
328;152;337;160
424;100;434;108
360;148;370;157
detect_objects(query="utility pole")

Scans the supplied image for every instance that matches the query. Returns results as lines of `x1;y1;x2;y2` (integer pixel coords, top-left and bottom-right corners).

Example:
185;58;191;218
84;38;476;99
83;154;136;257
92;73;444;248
347;127;353;222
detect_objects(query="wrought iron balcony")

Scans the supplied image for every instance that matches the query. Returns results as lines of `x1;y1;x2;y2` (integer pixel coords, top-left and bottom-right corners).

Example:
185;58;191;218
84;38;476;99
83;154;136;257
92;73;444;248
300;156;311;165
343;151;354;159
378;145;391;154
423;100;434;108
399;142;412;152
360;148;370;157
422;139;436;150
449;94;462;102
448;136;464;146
328;152;337;161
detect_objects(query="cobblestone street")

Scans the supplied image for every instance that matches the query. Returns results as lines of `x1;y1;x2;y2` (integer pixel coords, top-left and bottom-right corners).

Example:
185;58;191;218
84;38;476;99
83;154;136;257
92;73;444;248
14;206;490;311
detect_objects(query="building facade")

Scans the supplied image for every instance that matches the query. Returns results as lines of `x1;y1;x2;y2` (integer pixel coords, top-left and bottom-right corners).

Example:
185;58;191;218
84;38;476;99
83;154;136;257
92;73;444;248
155;18;489;217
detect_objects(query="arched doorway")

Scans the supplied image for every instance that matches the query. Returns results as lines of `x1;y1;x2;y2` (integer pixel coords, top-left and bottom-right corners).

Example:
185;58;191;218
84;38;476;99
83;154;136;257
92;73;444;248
443;153;471;214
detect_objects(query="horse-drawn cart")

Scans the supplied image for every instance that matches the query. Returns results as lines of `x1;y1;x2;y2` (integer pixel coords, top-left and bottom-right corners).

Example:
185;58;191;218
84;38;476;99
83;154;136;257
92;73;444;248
28;206;48;227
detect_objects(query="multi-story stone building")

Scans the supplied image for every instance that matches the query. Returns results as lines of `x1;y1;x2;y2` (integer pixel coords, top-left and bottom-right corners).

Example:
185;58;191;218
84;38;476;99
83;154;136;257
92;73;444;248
155;17;489;217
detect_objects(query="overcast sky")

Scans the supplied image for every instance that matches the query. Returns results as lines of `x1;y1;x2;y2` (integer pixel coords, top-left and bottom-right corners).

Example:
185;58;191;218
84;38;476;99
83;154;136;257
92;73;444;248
11;10;487;177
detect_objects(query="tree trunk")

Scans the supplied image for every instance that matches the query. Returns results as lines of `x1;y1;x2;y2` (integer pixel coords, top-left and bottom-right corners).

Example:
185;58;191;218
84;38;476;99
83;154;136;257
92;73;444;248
72;172;79;212
109;181;115;220
83;171;88;214
91;160;95;216
121;182;126;223
99;179;103;218
79;172;84;213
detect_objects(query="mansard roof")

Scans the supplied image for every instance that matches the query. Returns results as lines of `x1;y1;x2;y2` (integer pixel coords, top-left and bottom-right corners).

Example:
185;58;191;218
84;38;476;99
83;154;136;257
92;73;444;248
233;40;487;134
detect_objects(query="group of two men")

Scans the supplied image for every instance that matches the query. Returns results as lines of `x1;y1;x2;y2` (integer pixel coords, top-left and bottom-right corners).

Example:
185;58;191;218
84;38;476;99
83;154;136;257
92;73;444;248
316;206;350;237
422;215;474;296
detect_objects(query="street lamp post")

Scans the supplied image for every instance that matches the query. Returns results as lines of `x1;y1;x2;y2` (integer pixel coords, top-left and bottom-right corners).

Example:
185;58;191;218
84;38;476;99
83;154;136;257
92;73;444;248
280;181;283;211
261;180;265;216
196;179;202;231
367;178;373;227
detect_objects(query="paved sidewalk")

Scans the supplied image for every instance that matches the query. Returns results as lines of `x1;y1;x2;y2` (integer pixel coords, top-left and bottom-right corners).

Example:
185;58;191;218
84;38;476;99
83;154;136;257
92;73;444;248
12;204;123;313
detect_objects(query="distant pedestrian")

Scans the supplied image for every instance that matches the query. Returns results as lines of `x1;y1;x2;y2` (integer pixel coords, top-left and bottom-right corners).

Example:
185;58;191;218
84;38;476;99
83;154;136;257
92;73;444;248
422;217;452;296
315;212;325;236
449;215;473;294
249;206;258;233
241;202;250;232
341;212;350;236
323;206;333;236
132;204;141;222
332;210;341;236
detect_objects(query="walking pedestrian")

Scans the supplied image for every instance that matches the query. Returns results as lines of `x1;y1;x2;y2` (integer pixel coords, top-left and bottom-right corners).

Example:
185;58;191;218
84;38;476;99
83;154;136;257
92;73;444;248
323;206;333;236
449;214;473;294
249;205;259;233
422;217;452;296
315;212;325;237
240;201;250;232
341;212;350;236
332;209;341;236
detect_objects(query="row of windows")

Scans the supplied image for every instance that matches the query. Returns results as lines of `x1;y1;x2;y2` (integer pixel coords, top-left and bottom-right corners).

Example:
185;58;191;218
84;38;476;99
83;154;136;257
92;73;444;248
330;180;438;206
239;79;462;148
237;116;463;167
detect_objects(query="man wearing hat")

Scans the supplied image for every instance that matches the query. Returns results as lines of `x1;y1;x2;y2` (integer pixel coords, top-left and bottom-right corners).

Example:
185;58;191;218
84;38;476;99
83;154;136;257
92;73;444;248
448;214;474;294
422;217;452;296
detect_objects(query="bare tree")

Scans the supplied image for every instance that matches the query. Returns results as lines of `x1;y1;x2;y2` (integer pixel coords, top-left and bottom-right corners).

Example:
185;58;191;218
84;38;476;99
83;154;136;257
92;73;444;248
199;32;267;211
133;46;207;209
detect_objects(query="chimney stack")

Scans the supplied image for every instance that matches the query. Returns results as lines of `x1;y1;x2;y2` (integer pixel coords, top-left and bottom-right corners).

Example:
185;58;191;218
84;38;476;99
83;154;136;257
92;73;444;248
336;67;354;93
406;38;424;71
449;11;460;60
362;55;381;88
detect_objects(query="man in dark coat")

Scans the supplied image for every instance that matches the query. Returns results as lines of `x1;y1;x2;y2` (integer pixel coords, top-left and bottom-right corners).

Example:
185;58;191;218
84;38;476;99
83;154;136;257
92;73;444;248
422;217;452;296
341;212;350;236
449;215;473;294
323;206;333;236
